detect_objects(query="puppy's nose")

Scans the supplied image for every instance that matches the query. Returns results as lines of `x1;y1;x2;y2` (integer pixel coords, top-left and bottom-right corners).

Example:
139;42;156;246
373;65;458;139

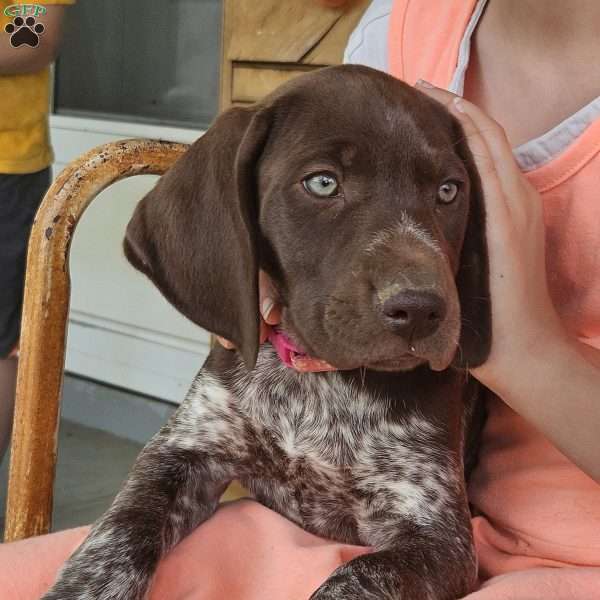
379;290;446;340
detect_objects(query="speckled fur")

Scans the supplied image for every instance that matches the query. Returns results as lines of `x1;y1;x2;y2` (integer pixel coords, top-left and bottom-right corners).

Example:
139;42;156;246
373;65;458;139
43;346;479;600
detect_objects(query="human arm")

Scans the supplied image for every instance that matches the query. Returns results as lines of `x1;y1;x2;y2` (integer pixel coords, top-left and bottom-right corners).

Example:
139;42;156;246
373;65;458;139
0;5;67;75
416;81;600;482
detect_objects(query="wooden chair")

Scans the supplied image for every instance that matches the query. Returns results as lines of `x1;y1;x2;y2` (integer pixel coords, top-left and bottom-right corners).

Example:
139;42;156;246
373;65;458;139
3;139;188;542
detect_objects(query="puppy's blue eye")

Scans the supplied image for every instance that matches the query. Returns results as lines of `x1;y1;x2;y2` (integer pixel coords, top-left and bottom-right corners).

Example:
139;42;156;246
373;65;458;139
303;173;339;197
437;181;460;204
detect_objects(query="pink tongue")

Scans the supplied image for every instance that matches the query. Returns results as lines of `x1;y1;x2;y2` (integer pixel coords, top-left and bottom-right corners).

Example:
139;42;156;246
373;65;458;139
268;329;337;372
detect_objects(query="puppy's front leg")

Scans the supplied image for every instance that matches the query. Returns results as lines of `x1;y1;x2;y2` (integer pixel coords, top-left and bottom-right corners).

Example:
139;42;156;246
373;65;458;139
311;513;476;600
43;372;245;600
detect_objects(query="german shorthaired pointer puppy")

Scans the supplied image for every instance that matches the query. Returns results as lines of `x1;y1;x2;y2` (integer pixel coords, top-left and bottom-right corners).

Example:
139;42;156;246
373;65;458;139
44;65;490;600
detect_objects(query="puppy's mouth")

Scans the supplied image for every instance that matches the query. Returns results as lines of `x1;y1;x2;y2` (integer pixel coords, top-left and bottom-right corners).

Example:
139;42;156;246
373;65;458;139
268;328;337;372
269;328;440;373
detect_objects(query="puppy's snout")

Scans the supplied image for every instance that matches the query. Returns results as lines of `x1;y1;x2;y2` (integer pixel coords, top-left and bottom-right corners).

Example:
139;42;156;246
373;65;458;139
379;290;446;340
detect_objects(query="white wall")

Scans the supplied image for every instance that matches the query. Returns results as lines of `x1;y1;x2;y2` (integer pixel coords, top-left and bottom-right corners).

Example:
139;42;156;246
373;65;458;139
51;115;210;403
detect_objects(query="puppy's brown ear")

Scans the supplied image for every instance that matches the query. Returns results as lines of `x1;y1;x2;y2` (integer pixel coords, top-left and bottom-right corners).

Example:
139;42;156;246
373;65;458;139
453;132;492;368
124;107;270;370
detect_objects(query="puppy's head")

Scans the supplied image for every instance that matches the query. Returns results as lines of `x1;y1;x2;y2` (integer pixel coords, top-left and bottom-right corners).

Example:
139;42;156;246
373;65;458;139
124;65;490;372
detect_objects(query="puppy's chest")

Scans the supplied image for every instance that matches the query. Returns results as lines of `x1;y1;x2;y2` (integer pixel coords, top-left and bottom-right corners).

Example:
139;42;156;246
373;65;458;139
222;354;459;543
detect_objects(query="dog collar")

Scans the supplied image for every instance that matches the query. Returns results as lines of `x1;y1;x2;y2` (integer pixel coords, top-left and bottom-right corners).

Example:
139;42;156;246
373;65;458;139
268;328;336;372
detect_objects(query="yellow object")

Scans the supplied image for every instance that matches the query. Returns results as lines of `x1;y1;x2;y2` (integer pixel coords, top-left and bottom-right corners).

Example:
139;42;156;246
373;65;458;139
221;480;251;502
0;0;74;174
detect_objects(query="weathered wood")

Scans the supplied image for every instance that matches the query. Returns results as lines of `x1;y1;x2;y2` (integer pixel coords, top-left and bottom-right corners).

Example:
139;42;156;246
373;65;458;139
4;139;188;542
302;0;370;65
227;1;343;63
220;0;369;110
232;62;317;103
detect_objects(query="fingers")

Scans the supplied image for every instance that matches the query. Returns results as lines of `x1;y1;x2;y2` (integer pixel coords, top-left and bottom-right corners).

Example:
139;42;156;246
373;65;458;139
450;98;527;203
259;270;281;325
417;83;508;226
415;82;533;235
415;81;510;162
420;83;544;236
259;271;281;343
415;81;525;199
217;322;273;349
292;357;338;372
447;100;513;228
216;336;236;350
217;271;282;349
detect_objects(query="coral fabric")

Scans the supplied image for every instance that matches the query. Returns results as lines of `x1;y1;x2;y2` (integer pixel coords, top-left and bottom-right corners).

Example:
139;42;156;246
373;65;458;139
469;396;600;579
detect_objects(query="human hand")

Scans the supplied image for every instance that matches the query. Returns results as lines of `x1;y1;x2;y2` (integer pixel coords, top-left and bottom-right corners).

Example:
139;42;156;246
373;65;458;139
216;270;282;349
415;81;568;393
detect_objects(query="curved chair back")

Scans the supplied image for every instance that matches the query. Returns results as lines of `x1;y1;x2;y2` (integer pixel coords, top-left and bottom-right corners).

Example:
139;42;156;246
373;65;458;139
4;139;188;542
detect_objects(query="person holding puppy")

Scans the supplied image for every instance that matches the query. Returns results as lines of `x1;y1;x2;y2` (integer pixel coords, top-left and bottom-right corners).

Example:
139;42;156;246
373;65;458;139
223;0;600;595
1;1;598;598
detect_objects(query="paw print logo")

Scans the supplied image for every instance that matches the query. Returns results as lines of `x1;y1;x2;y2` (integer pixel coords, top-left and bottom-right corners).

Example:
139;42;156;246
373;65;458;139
4;15;45;48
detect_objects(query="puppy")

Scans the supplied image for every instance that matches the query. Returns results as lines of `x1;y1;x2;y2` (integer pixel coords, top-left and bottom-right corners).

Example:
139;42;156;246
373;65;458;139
43;65;490;600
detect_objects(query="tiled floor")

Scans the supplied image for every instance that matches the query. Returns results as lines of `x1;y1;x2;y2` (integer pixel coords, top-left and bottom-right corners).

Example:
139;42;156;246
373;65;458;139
0;419;143;537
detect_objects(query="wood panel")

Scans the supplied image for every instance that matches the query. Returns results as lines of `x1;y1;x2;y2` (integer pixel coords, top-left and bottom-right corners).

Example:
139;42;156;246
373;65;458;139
231;63;314;103
220;0;369;110
227;2;344;63
302;0;373;65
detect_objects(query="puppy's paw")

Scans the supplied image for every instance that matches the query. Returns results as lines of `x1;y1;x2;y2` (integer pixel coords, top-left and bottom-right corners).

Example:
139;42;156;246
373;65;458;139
309;556;441;600
311;582;384;599
310;563;392;600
